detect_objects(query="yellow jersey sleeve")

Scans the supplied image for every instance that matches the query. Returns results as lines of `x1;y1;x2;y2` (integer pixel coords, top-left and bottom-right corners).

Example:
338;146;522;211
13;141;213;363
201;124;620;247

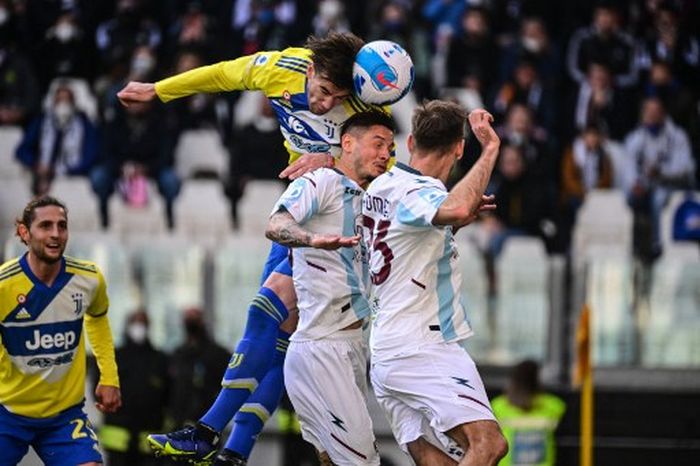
155;48;311;102
85;310;120;388
87;269;109;317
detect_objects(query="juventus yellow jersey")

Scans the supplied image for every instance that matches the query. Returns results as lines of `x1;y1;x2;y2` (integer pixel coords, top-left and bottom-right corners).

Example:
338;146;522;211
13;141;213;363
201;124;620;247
155;47;392;164
0;254;119;418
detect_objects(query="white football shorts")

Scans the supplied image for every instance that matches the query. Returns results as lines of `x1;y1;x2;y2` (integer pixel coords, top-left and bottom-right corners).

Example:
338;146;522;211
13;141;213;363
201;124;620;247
370;341;496;457
284;328;379;466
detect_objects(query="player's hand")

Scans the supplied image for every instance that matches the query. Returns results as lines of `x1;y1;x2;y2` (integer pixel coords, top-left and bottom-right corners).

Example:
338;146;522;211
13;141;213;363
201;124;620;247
467;109;499;149
310;234;360;250
117;81;157;107
456;194;496;229
279;153;333;180
95;384;122;414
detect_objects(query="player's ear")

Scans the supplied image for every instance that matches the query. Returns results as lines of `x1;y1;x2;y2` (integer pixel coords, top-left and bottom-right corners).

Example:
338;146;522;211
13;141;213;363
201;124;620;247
306;62;315;80
16;223;30;244
407;133;415;153
341;132;354;154
455;139;465;160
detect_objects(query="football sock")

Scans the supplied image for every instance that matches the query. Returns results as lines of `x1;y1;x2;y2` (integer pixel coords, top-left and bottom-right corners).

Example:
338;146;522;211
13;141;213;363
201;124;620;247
224;329;290;459
199;288;288;432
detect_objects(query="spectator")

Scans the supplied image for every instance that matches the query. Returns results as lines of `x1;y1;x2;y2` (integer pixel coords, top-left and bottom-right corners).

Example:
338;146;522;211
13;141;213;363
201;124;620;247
164;1;219;64
559;124;615;250
95;0;162;74
90;98;180;229
15;82;98;195
313;0;350;37
497;103;553;181
445;7;499;96
166;307;230;428
638;3;700;89
499;16;560;86
99;309;170;466
34;10;92;90
624;97;695;259
566;4;638;88
491;360;566;466
0;1;39;126
569;62;635;141
493;58;556;136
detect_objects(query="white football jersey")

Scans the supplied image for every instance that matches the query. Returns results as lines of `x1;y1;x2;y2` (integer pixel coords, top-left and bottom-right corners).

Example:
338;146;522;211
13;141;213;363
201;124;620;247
272;168;370;341
362;162;473;361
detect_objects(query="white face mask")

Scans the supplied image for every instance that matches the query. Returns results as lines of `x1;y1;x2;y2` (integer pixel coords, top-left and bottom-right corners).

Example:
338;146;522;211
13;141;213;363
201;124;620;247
0;8;9;26
54;23;77;42
319;0;342;21
53;101;75;125
522;37;542;53
131;55;155;76
127;322;148;344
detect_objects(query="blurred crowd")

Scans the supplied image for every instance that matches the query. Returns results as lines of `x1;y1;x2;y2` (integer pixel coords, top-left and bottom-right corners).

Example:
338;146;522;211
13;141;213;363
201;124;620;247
2;0;699;260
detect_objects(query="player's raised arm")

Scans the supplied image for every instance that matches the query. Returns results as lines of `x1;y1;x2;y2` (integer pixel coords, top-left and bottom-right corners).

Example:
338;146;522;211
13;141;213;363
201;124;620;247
433;109;500;227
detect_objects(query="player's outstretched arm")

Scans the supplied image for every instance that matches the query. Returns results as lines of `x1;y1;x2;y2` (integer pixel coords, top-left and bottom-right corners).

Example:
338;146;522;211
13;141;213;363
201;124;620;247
434;109;500;227
279;153;335;180
266;210;359;249
117;81;156;107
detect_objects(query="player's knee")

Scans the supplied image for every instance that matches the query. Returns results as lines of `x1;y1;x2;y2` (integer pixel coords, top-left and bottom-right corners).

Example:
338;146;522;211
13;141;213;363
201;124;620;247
262;272;296;309
469;429;508;465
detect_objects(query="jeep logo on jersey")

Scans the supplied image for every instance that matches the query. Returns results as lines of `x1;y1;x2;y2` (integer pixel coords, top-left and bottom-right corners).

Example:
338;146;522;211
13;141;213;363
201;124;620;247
287;115;307;135
25;329;77;351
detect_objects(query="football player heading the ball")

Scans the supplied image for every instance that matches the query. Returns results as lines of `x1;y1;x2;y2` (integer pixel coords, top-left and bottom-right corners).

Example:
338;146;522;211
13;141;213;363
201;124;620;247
118;34;413;466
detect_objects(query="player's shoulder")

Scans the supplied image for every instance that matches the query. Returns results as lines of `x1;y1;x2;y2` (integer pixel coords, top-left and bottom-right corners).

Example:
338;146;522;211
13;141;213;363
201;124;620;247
64;256;103;279
0;257;23;285
255;47;312;71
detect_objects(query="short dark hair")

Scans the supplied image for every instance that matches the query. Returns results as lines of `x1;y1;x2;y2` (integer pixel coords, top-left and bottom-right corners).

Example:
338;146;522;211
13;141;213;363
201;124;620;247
340;110;394;140
411;100;467;153
511;359;541;395
306;32;365;92
15;196;68;244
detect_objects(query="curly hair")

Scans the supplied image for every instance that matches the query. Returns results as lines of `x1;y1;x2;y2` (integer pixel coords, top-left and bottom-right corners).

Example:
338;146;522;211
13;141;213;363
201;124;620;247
306;32;365;92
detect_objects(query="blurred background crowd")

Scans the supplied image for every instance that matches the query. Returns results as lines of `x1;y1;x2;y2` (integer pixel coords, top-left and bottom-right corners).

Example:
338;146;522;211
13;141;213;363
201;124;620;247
2;1;700;465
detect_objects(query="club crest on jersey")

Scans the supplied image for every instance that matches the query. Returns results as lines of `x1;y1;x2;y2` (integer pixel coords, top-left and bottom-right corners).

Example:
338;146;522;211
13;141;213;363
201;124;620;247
17;294;26;304
283;90;291;101
72;293;84;315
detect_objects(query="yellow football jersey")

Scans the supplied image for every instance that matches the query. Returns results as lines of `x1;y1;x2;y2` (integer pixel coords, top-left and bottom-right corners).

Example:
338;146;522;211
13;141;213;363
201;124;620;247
0;254;119;418
155;47;393;164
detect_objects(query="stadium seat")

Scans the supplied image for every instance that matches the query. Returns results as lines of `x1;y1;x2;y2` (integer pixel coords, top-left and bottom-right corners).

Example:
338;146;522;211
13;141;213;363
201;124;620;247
572;188;633;267
49;177;100;232
236;179;286;236
173;179;231;248
0;126;28;180
134;234;206;351
644;244;700;368
495;236;549;363
660;190;699;251
454;230;491;359
175;129;229;179
584;245;635;366
108;182;167;238
211;235;270;348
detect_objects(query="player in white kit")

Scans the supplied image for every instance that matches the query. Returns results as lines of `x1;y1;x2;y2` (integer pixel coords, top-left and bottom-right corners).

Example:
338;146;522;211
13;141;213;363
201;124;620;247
362;101;508;466
265;111;394;466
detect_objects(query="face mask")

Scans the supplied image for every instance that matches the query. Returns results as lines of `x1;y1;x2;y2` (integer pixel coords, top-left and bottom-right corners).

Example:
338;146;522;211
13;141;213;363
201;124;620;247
54;23;77;42
645;123;662;136
127;322;148;344
131;55;155;76
0;8;8;26
522;37;542;53
319;0;342;21
53;101;75;125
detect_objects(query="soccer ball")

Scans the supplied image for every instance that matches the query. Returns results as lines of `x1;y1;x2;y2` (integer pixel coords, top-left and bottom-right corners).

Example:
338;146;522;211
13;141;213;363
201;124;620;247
353;40;414;106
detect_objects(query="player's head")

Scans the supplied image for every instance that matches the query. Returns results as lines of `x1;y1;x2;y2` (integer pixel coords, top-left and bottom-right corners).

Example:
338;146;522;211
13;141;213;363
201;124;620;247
305;32;364;115
15;196;69;264
339;111;394;185
409;100;467;158
506;359;541;410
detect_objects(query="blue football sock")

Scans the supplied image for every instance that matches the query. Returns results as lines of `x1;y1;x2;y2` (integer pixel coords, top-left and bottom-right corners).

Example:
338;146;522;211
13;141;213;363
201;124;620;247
224;329;290;459
199;288;288;432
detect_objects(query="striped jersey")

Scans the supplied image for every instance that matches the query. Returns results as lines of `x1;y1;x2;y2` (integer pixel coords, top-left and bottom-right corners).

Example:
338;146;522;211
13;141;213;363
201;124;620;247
0;254;118;418
272;167;369;341
156;47;390;163
362;162;473;361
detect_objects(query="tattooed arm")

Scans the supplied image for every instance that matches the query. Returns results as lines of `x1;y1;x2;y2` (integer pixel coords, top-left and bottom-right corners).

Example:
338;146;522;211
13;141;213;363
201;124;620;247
266;210;359;250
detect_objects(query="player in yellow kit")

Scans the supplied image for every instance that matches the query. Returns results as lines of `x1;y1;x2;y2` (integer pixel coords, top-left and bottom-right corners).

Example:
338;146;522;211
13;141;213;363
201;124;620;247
0;196;121;465
118;33;392;465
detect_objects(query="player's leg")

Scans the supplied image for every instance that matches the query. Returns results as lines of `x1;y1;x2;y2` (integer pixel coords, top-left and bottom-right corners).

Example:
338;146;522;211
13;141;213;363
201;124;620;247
0;405;34;465
148;255;295;460
406;437;457;466
212;328;291;465
286;334;379;466
446;420;507;466
32;406;103;466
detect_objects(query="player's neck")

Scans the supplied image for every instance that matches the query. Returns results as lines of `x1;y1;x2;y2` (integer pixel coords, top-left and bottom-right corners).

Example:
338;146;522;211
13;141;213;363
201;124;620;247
335;159;367;188
409;154;452;184
26;252;62;287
